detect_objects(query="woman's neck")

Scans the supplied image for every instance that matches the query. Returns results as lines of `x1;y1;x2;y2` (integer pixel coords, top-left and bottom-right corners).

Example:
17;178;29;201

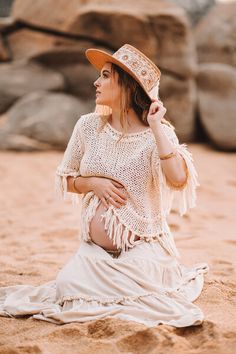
108;107;147;131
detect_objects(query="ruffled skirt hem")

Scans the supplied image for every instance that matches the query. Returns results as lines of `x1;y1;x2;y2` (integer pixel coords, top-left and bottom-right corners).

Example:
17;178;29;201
0;240;209;328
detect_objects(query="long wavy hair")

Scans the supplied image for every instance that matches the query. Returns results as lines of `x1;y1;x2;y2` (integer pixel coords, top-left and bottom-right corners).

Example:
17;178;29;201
96;63;174;141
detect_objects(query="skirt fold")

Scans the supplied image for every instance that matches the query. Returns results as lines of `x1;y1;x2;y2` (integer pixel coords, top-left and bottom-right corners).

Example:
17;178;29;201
0;240;208;328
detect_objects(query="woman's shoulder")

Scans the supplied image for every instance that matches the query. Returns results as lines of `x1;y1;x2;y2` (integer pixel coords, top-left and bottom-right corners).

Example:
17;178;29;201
76;111;99;126
73;111;100;135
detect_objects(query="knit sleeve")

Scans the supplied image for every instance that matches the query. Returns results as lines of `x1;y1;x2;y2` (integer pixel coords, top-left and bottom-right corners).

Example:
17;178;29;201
54;117;85;205
154;123;200;217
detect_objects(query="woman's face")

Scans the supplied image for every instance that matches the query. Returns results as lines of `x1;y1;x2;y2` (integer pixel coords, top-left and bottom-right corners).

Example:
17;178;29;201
93;62;120;107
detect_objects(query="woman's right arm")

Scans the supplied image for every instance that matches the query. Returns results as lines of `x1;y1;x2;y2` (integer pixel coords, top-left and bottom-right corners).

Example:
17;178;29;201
55;117;85;203
67;176;93;194
55;116;127;208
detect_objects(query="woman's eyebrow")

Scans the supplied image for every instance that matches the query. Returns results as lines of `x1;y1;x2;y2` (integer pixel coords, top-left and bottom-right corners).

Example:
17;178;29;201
101;69;110;74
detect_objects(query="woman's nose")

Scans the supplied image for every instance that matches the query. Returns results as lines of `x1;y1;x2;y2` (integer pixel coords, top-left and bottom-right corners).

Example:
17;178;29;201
94;78;100;88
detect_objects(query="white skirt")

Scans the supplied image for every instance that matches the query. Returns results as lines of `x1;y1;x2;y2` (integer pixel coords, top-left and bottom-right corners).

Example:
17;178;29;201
0;239;208;328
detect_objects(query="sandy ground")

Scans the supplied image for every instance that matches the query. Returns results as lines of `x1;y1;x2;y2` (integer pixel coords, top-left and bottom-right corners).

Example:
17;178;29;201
0;143;235;354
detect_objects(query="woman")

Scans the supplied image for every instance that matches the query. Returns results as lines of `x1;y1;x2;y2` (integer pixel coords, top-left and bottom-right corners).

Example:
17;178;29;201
0;44;208;327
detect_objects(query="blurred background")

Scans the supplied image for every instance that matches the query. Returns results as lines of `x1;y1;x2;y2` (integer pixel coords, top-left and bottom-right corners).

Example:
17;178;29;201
0;0;235;151
0;3;236;351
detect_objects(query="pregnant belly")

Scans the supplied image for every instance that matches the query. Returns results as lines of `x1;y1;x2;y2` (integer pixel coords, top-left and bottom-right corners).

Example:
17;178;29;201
89;202;140;251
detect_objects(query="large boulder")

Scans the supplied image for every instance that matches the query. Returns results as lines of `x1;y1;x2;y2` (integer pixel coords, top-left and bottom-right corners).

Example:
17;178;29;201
6;30;103;99
0;60;65;113
160;74;197;142
194;2;236;67
34;48;103;99
9;0;198;142
197;63;236;150
11;0;196;78
149;10;197;77
0;16;15;31
0;34;10;61
0;0;14;17
169;0;216;25
1;91;94;149
7;29;94;61
0;131;52;151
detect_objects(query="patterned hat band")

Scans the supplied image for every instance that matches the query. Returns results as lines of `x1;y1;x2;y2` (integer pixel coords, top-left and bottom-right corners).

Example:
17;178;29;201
85;44;161;100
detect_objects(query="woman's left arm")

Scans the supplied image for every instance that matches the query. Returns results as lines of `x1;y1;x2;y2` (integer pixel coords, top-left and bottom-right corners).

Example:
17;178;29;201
148;99;188;189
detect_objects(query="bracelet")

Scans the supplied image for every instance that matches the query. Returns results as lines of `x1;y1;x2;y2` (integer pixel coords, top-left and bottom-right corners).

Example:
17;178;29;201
73;176;80;193
159;150;176;160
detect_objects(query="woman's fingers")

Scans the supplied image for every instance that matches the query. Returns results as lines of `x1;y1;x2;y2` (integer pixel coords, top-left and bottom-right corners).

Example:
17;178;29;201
149;103;159;115
112;180;125;188
99;179;128;209
108;190;126;207
112;185;127;201
101;196;109;209
103;187;127;209
149;100;165;115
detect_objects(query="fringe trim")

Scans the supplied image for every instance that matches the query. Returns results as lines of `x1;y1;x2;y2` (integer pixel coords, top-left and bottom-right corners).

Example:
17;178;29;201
54;172;81;206
56;291;169;307
56;264;209;307
159;143;200;217
100;207;144;252
157;234;180;259
80;193;101;242
100;205;179;257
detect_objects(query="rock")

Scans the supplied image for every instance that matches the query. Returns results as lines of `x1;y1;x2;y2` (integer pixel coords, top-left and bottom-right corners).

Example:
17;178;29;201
0;131;52;151
7;28;93;61
160;74;197;142
1;91;94;149
0;16;15;32
11;0;80;32
11;0;196;78
35;49;101;99
0;60;65;113
7;0;198;141
51;62;98;100
0;34;10;61
194;2;236;67
0;91;16;114
6;29;102;98
149;10;197;77
197;63;236;150
0;0;14;17
169;0;216;25
7;29;58;60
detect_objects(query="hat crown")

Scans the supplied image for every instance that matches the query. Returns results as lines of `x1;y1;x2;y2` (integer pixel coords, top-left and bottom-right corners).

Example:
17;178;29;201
113;44;160;93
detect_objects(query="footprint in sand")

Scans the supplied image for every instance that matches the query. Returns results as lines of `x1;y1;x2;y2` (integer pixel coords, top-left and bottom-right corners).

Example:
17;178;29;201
168;223;180;231
175;320;220;349
41;228;78;240
224;240;236;246
211;259;234;276
212;213;226;219
227;179;236;187
177;235;196;242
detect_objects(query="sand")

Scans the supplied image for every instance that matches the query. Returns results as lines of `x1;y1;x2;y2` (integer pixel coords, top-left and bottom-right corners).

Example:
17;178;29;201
0;143;235;354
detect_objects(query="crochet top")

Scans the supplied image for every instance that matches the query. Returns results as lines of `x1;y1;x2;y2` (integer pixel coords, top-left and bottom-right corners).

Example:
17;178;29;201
55;112;199;258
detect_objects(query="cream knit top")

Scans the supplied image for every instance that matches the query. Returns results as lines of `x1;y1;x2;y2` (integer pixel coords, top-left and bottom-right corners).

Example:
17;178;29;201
55;112;199;258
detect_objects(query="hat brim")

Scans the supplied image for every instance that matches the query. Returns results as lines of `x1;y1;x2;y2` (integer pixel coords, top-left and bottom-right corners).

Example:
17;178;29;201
85;48;152;100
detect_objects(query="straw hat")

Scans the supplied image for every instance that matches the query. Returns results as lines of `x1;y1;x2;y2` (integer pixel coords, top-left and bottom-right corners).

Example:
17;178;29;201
85;44;161;101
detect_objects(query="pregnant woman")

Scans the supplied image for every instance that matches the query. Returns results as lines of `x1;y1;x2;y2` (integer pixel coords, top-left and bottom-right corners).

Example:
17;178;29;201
0;44;208;327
